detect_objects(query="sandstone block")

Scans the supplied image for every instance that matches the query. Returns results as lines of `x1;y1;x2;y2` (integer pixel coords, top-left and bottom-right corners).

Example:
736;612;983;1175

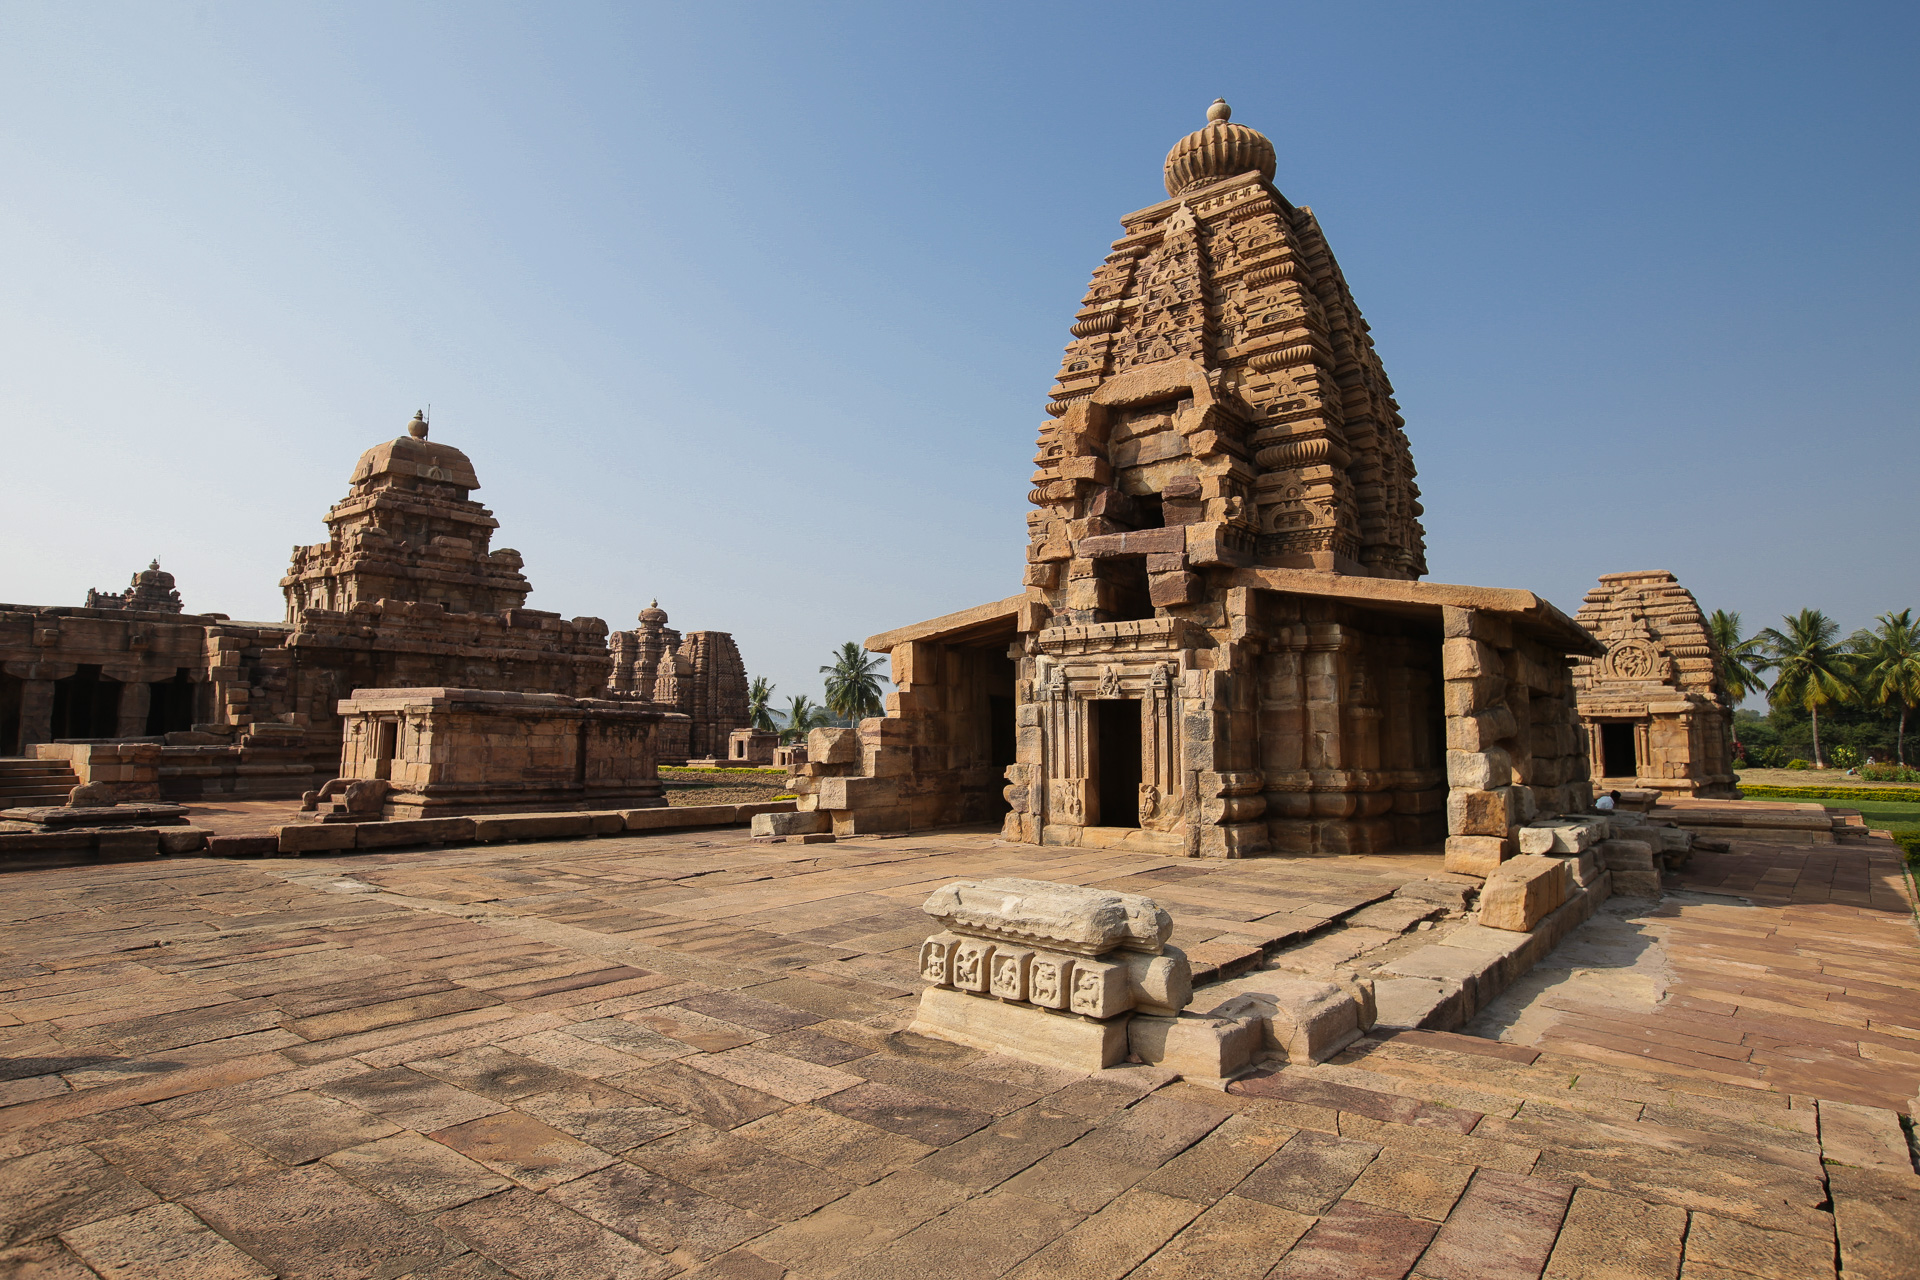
910;985;1128;1071
1598;839;1656;872
989;946;1034;1001
1028;952;1075;1009
1128;1013;1262;1081
921;877;1173;955
1068;958;1129;1018
1441;606;1513;647
156;827;211;855
952;937;995;992
470;813;588;843
1611;870;1661;896
1442;836;1511;876
1441;638;1500;679
1445;747;1512;790
357;817;477;848
1478;855;1571;933
750;810;830;838
276;823;360;854
1446;707;1519;752
806;727;860;765
1446;787;1517;838
1148;571;1202;607
1116;946;1193;1016
1516;817;1606;855
919;931;961;986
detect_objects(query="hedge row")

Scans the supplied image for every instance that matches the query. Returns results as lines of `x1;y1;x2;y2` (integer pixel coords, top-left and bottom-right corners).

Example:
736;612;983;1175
1738;784;1920;804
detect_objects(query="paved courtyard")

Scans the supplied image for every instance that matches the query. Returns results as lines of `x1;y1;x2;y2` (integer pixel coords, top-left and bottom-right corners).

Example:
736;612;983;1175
0;826;1915;1279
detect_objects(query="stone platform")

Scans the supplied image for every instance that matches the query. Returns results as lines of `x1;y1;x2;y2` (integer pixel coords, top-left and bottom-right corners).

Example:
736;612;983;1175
0;827;1912;1277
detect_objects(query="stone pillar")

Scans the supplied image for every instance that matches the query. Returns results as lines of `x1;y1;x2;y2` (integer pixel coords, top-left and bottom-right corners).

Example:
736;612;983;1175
116;681;151;739
7;662;75;751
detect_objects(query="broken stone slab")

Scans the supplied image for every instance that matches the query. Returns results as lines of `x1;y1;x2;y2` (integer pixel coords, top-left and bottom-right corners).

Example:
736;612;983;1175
1393;878;1477;913
0;804;190;828
921;877;1172;956
1516;816;1608;855
909;985;1129;1071
1206;978;1363;1064
1477;855;1572;932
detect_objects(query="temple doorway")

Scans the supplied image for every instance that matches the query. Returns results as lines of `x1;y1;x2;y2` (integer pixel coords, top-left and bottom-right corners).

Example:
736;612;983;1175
1601;722;1639;778
145;671;196;736
50;666;120;740
0;673;20;755
1092;698;1142;828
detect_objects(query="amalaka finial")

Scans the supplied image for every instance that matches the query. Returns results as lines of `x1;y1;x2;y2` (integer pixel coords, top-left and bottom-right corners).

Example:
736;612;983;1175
149;559;160;571
408;409;429;440
1207;98;1231;124
650;598;658;608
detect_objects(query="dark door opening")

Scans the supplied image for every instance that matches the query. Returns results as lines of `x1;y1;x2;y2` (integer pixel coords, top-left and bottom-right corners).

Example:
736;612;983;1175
1601;722;1638;778
51;666;121;739
0;673;21;755
374;719;399;780
145;671;196;736
987;694;1016;772
1093;699;1142;827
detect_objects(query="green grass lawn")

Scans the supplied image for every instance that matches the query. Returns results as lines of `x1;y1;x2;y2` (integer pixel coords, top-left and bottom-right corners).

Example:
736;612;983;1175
1804;798;1920;862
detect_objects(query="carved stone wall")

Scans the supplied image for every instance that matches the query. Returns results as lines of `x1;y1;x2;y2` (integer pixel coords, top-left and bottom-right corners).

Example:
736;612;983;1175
1571;570;1736;799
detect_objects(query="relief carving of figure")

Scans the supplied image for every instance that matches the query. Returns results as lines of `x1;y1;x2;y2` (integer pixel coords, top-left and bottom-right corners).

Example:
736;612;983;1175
1097;666;1123;698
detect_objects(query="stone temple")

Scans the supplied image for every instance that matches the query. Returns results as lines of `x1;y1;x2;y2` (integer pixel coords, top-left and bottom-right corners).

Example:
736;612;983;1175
0;411;750;798
1572;570;1737;799
786;100;1606;869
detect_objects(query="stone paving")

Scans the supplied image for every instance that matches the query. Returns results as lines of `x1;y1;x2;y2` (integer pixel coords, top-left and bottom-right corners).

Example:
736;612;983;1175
0;826;1915;1278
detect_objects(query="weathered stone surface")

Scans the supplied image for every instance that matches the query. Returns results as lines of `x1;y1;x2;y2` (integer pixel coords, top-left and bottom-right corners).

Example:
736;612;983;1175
910;985;1129;1071
922;878;1172;955
1209;979;1362;1063
1479;854;1572;932
1127;1013;1262;1081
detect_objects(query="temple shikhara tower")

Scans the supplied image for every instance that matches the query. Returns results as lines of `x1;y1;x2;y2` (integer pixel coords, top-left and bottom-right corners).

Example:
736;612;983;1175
785;102;1605;866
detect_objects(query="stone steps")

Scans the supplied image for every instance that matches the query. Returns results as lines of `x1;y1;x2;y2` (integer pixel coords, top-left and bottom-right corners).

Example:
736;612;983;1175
0;759;79;807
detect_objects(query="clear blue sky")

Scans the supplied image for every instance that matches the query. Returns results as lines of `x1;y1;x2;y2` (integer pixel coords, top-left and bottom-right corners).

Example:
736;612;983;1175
2;2;1914;709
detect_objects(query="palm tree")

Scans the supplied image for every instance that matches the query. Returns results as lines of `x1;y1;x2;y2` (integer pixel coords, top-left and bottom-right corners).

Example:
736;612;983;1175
1849;609;1920;764
1706;610;1772;707
778;695;823;745
1759;609;1855;768
747;677;776;731
821;642;889;725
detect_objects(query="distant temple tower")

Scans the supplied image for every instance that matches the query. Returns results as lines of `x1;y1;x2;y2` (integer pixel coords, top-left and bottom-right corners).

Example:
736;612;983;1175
86;561;185;614
609;601;750;763
280;410;533;619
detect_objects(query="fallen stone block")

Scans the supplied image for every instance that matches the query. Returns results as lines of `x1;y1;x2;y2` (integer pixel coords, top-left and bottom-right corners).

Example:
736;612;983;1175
1653;825;1692;853
1478;855;1572;933
275;824;359;855
471;813;595;842
750;810;830;838
355;817;478;849
1209;978;1362;1064
1612;869;1662;897
1517;817;1608;855
795;832;836;844
1128;1012;1262;1082
157;827;210;855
